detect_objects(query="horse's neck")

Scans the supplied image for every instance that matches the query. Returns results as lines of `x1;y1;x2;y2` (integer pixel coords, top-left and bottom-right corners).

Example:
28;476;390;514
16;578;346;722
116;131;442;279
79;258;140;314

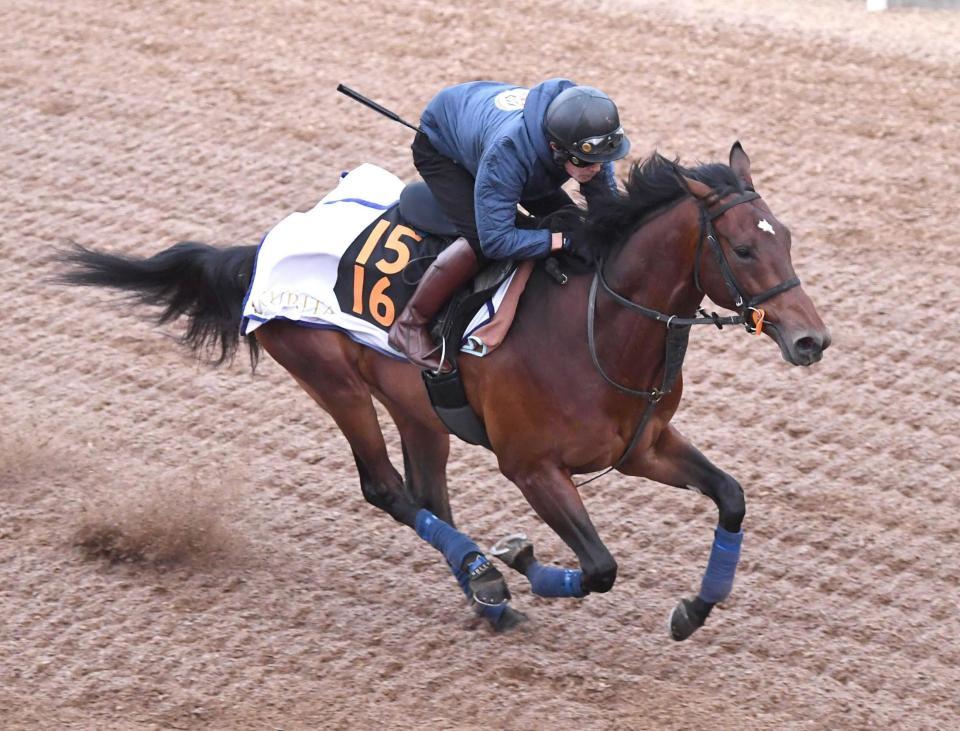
502;200;702;398
594;199;703;388
608;198;702;310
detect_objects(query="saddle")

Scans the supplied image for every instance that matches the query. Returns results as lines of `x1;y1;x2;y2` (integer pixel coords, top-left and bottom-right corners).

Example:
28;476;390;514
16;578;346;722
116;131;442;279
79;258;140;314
398;181;459;238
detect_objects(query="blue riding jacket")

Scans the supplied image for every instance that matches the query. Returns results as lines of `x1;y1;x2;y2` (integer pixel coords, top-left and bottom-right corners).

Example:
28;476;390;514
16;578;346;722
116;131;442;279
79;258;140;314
419;79;618;260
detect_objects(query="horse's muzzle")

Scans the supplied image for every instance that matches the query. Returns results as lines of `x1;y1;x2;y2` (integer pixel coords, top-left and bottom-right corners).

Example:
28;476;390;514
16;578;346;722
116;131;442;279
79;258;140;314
773;325;831;366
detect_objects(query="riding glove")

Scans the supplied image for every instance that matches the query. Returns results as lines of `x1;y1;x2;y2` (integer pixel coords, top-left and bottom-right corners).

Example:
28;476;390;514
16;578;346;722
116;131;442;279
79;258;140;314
561;231;594;265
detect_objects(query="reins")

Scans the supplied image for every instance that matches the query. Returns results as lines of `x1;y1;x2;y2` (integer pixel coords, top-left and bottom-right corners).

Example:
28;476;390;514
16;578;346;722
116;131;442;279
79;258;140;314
576;190;800;487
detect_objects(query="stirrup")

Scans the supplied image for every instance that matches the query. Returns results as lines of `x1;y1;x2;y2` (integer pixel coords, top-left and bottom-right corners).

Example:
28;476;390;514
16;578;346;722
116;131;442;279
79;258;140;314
489;533;534;571
410;342;448;373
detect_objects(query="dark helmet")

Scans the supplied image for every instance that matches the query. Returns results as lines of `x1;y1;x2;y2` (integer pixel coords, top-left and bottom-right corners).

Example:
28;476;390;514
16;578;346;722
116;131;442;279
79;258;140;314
544;86;631;164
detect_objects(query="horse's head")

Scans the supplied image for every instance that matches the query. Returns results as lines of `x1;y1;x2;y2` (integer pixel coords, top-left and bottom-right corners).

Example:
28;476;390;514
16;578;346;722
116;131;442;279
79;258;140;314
679;143;831;366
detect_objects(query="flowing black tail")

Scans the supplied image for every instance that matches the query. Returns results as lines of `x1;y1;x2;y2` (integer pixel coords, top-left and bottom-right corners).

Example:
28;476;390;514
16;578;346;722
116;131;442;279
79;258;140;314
60;241;261;367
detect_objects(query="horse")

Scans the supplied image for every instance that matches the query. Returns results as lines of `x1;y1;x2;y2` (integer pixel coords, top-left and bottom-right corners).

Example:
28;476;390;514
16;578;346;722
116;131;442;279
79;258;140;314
60;142;830;640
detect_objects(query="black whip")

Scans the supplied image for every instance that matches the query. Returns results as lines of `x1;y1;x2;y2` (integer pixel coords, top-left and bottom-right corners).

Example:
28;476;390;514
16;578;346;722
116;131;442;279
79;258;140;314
336;84;422;134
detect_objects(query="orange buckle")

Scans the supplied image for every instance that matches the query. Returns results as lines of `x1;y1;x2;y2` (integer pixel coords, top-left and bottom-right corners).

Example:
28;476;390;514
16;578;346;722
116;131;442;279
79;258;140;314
751;308;765;336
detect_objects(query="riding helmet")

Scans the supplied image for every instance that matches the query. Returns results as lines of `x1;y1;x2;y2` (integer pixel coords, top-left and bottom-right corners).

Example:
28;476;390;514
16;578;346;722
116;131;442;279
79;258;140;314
543;86;631;164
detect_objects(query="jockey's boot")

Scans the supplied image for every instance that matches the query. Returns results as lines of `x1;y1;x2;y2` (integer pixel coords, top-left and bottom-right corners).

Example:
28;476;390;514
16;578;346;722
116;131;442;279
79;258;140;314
388;237;479;371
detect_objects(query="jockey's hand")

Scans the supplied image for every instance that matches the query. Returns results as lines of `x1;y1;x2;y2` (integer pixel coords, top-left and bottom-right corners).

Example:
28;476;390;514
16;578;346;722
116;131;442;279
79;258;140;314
557;231;594;265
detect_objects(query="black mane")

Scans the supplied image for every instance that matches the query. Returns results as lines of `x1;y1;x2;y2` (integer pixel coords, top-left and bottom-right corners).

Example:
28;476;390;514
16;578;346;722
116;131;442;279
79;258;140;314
580;153;748;250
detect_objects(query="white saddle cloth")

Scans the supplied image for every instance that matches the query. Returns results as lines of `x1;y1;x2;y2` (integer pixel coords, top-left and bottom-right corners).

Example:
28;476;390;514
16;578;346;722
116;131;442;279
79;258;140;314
240;164;511;359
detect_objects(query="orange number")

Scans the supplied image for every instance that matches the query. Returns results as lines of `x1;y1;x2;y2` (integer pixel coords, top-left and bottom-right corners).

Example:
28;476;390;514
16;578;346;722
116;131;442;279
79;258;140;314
352;264;365;314
356;219;390;266
369;276;395;326
376;224;420;275
351;220;416;327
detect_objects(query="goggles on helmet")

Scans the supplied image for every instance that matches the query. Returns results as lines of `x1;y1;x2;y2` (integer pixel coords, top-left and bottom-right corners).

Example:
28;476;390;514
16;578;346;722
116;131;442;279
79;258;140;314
566;155;600;168
572;127;625;158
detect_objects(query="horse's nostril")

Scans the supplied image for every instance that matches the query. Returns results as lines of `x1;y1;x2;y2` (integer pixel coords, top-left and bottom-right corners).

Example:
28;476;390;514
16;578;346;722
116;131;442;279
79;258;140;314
795;336;821;355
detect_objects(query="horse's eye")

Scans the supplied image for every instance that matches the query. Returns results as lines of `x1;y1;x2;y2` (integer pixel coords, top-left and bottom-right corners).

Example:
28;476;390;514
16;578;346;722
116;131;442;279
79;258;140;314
734;246;753;259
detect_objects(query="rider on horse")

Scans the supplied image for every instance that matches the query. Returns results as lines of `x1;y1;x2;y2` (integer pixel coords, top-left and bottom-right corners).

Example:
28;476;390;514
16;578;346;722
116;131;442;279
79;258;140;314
388;78;632;370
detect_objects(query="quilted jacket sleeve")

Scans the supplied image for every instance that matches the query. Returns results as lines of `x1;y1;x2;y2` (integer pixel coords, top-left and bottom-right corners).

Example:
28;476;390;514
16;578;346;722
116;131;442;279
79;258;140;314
473;139;552;260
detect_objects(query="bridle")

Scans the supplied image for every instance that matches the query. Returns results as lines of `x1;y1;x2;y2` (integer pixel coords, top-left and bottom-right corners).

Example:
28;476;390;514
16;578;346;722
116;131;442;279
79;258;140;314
576;188;801;486
693;190;801;332
588;188;801;400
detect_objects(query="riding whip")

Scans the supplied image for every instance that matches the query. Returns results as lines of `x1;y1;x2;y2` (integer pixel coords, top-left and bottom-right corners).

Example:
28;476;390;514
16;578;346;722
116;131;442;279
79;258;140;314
336;84;423;134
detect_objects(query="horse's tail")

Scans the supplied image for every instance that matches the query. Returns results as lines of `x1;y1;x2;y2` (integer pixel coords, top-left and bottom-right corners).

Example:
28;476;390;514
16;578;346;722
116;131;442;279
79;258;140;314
60;241;261;368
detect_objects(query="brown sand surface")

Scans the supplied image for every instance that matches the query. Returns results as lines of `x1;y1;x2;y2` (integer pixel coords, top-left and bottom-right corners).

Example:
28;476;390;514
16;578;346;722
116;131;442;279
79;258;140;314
2;0;958;729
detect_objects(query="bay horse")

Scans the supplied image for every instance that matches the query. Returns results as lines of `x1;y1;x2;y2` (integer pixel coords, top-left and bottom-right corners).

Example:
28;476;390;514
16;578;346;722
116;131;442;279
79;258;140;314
61;143;830;640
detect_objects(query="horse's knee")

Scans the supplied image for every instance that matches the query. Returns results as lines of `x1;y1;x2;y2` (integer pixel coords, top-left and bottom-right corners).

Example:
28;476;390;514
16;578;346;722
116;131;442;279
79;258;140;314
713;475;745;532
582;556;618;594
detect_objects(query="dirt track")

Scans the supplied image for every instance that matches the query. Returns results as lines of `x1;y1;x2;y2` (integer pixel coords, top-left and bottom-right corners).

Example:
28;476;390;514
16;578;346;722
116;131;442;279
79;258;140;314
2;1;959;729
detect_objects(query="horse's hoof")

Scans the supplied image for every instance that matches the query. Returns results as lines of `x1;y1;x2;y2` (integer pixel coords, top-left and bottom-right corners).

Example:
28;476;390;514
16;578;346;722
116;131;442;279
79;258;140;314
490;605;529;633
668;596;704;641
489;533;534;573
468;557;511;607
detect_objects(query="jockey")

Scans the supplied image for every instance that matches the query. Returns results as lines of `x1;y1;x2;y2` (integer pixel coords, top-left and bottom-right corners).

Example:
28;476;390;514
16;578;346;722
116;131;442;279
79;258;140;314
388;78;631;371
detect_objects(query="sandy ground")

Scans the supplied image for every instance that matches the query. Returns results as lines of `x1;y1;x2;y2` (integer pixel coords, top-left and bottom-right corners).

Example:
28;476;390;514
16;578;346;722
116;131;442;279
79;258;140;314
2;0;959;729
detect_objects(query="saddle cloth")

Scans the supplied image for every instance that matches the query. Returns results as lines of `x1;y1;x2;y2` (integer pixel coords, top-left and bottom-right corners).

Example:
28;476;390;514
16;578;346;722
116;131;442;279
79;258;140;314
240;163;528;359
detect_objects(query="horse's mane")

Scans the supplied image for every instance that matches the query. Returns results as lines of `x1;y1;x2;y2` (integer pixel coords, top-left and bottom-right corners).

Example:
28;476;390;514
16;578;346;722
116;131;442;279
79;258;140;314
577;152;748;252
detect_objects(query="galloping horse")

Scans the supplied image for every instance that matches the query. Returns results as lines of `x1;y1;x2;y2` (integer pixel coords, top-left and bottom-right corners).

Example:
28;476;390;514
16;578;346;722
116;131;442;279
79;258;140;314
62;143;830;640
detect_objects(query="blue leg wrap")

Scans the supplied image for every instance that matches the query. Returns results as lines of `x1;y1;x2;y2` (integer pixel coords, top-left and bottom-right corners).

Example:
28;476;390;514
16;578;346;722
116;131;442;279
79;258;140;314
415;509;479;570
415;510;507;621
698;525;743;604
526;561;586;598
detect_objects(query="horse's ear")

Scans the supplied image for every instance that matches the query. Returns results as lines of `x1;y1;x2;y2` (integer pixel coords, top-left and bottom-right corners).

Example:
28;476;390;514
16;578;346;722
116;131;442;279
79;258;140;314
729;141;754;189
674;166;714;201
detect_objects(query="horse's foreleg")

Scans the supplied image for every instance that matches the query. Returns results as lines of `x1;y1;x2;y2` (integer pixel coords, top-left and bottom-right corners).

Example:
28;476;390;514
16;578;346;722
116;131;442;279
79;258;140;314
619;423;745;641
505;463;616;597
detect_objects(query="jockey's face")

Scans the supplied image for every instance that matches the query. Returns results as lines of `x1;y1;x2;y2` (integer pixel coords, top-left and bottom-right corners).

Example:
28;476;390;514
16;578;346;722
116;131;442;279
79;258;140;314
564;159;603;183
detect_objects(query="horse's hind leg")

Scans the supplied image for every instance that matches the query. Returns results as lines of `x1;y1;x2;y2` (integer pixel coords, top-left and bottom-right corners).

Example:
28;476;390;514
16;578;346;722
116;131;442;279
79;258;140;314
618;423;745;641
256;324;419;527
386;411;453;524
381;410;528;630
256;323;514;623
